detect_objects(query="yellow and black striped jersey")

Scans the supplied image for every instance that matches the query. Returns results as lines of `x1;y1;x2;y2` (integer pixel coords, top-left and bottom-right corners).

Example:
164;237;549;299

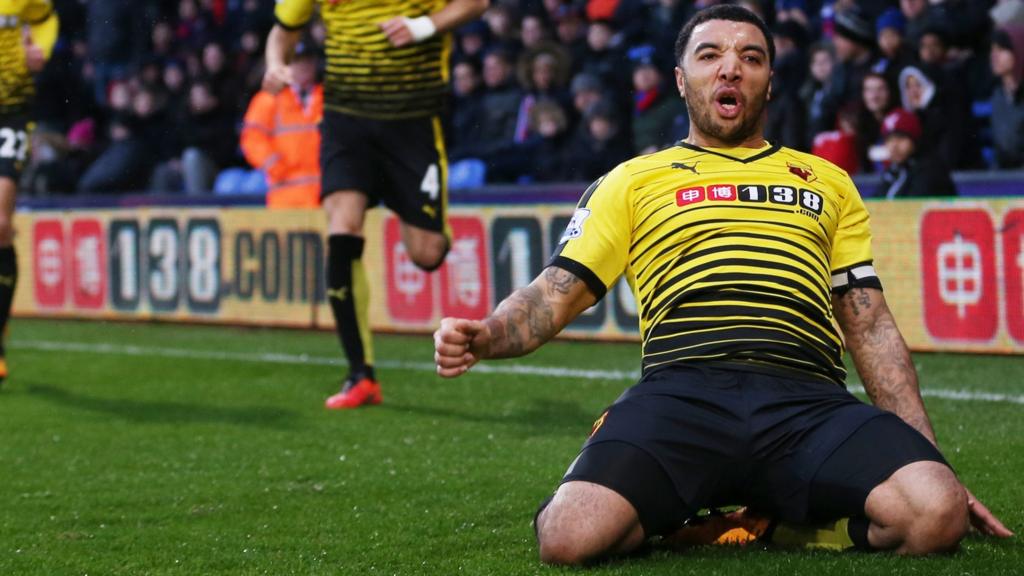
275;0;450;120
551;142;876;385
0;0;53;115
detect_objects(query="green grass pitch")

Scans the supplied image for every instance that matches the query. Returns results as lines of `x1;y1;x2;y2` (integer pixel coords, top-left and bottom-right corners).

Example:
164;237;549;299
0;318;1020;575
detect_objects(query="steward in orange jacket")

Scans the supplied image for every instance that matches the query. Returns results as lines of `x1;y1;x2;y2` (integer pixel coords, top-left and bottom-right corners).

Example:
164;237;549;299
240;48;322;208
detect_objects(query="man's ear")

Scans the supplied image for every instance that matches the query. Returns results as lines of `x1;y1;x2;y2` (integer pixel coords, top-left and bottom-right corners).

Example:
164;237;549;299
767;69;773;101
675;66;686;99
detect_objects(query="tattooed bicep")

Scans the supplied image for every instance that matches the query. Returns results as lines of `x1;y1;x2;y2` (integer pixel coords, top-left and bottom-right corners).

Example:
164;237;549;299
542;266;583;296
836;287;875;317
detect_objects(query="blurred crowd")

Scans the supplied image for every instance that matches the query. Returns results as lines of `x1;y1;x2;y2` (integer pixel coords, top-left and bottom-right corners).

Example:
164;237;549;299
19;0;1024;195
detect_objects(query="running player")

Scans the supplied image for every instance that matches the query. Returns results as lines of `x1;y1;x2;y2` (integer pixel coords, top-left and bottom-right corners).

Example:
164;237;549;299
264;0;488;408
434;5;1011;563
0;0;58;386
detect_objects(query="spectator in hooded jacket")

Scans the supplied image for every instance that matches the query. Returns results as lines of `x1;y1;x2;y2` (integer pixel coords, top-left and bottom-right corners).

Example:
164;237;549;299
899;65;974;170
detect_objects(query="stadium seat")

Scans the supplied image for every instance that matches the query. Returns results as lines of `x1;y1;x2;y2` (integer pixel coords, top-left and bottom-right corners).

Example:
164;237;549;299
449;158;487;190
970;101;997;170
240;169;269;194
214;168;268;196
213;168;247;195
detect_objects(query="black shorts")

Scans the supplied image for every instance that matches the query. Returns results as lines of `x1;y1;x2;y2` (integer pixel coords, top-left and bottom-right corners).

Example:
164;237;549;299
0;114;32;181
320;109;448;234
560;364;948;536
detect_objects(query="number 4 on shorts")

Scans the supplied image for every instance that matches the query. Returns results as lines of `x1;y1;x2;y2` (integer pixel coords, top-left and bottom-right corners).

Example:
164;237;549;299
420;163;440;201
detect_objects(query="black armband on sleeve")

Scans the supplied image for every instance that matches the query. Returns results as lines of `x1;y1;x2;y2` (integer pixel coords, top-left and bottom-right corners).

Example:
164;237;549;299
26;8;53;25
547;256;607;301
274;15;306;31
830;262;883;296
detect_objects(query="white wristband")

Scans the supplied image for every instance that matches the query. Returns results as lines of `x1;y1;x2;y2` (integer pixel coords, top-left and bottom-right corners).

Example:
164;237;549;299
403;15;437;42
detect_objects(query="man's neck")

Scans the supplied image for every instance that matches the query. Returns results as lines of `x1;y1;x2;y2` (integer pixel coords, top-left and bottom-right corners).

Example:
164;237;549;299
683;133;767;149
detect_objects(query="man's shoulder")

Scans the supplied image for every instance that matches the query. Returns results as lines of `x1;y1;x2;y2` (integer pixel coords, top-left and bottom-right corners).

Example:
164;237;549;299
614;145;698;173
774;145;856;183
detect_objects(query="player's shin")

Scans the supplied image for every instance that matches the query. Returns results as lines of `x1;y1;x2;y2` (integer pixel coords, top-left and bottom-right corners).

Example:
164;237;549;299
326;234;374;380
0;245;17;365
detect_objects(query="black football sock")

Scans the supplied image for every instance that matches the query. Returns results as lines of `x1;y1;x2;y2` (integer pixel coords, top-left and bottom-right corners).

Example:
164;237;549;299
0;246;17;357
847;516;872;550
326;234;374;381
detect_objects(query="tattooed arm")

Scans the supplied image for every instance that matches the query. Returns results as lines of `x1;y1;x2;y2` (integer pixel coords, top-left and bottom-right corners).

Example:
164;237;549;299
434;266;597;377
832;287;935;442
834;287;1014;537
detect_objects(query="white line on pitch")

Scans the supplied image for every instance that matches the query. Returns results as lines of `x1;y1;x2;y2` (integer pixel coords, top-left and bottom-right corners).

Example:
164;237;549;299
10;339;1024;406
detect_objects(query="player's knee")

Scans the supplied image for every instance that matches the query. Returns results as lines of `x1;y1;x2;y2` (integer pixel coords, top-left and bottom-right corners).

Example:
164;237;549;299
407;237;449;271
902;485;969;555
535;501;597;566
537;530;592;566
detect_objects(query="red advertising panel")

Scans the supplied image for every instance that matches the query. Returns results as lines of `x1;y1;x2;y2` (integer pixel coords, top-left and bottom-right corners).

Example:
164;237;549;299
33;219;66;308
920;209;998;342
676;187;705;206
1003;209;1024;343
707;184;737;201
384;216;433;323
440;216;489;320
70;218;107;309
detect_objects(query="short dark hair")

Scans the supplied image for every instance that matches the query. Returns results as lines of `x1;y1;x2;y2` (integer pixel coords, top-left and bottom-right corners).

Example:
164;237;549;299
674;4;774;67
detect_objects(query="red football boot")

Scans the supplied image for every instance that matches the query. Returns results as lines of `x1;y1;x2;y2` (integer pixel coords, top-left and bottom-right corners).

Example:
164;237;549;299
325;376;382;409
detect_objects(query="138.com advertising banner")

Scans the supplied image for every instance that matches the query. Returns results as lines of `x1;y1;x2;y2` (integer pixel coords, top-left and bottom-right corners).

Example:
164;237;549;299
12;199;1024;354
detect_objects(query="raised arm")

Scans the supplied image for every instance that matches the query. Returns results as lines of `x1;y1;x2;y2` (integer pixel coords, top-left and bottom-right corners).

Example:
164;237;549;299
23;1;58;72
434;265;597;377
833;286;1013;537
262;25;302;93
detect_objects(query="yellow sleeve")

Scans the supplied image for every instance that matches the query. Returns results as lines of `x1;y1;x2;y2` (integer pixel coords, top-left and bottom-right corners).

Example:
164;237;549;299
24;0;58;59
274;0;317;29
548;166;632;300
830;175;874;272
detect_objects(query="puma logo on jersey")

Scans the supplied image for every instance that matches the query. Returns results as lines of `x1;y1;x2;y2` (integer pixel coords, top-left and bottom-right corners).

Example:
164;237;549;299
671;161;699;174
327;287;349;301
422;205;437;219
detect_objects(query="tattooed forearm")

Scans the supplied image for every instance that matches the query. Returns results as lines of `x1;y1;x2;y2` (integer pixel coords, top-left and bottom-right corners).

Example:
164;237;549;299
479;267;592;360
835;288;938;444
483;283;557;359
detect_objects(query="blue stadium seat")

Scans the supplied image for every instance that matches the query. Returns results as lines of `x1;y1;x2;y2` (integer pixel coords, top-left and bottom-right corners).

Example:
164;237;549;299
214;168;267;196
240;169;268;194
213;168;247;195
971;101;997;170
449;158;487;190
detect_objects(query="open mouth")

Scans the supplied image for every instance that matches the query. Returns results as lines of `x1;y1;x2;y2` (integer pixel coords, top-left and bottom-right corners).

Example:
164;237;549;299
714;90;742;118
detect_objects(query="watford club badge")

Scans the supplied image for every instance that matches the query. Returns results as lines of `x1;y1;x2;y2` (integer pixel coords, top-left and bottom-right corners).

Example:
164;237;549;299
787;162;817;183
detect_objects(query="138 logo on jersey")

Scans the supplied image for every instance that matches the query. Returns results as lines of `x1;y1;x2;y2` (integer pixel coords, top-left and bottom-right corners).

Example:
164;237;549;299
676;183;824;216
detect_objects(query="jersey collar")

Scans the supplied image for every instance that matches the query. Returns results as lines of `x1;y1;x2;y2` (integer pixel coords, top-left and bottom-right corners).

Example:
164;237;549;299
676;140;781;163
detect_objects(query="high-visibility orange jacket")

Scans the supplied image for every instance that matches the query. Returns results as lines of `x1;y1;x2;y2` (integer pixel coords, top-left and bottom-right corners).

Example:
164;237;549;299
240;85;323;208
